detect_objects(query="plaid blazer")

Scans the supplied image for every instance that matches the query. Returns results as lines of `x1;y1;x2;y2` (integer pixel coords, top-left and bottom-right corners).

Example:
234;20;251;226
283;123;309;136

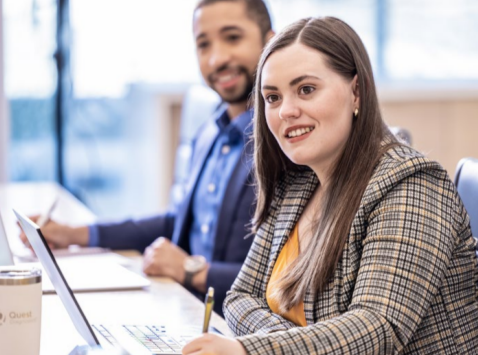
224;144;478;354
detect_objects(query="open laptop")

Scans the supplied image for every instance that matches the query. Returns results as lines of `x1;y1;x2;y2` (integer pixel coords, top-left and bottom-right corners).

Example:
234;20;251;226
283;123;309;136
15;209;216;354
0;210;150;293
0;211;14;266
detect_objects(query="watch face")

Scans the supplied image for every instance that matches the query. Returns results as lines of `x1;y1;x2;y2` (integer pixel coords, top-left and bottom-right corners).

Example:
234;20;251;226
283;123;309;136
184;255;207;273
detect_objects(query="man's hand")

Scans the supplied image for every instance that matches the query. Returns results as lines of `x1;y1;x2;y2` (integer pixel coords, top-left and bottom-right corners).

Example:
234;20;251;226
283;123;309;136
19;216;89;249
182;333;247;355
142;237;189;283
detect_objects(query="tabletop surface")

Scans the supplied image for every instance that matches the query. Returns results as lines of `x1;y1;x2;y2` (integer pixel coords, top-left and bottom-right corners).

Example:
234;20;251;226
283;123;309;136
0;182;232;355
41;253;232;355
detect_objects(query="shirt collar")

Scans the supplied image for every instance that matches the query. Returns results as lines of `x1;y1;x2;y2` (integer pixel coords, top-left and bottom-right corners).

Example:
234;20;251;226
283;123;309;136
215;107;254;143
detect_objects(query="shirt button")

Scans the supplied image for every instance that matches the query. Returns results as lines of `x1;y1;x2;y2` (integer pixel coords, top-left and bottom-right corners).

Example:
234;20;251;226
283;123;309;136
201;224;209;234
221;145;230;155
207;183;216;193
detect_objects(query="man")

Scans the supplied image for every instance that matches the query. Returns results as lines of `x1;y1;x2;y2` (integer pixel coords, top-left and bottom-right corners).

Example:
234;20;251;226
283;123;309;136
20;0;274;315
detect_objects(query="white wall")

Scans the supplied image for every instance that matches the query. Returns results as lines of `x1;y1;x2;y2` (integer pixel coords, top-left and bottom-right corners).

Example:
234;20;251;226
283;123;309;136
379;86;478;177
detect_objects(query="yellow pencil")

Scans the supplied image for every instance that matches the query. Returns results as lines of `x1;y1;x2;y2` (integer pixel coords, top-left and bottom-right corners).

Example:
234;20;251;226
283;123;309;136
202;287;214;333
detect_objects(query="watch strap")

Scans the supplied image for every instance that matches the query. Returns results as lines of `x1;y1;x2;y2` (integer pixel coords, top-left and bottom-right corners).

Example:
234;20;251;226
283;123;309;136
183;271;195;290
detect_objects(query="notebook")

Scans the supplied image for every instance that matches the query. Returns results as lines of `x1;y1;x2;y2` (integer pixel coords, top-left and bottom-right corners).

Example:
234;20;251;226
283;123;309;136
27;256;152;294
0;210;150;293
15;209;217;354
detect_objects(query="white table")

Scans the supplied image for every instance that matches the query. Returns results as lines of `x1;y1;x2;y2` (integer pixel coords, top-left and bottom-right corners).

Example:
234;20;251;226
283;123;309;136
0;182;232;354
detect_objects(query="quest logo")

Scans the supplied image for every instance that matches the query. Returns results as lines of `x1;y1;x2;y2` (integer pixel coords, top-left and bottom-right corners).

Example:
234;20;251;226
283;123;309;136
0;312;6;325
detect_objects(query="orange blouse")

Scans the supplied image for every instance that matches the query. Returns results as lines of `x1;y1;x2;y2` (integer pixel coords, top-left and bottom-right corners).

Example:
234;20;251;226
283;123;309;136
266;224;307;327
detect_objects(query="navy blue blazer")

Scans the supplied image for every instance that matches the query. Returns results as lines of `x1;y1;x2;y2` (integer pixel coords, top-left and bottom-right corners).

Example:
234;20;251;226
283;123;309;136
93;110;256;315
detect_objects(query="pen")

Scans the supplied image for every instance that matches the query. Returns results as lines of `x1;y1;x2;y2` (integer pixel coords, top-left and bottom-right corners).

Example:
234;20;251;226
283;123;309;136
36;196;59;228
202;287;214;333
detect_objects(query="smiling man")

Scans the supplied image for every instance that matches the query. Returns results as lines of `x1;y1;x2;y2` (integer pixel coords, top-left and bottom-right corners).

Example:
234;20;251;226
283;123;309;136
21;0;274;316
194;0;271;118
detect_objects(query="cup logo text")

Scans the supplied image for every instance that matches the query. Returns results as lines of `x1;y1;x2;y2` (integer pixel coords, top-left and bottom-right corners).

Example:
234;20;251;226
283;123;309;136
0;310;36;325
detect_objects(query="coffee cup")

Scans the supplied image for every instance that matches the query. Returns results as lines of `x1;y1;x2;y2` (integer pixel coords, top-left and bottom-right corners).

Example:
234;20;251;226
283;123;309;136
0;267;42;355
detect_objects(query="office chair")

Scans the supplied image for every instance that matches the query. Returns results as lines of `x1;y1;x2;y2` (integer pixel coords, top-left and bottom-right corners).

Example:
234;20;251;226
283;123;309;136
454;157;478;241
389;126;412;145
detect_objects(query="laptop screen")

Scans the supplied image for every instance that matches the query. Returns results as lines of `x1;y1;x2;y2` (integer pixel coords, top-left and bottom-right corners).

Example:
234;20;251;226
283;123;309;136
0;212;14;266
14;209;99;347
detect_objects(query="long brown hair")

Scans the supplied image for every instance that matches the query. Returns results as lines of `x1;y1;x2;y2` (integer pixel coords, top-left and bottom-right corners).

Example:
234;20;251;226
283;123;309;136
253;17;397;311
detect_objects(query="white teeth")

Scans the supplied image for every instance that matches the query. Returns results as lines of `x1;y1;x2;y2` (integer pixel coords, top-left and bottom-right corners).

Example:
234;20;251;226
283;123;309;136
287;127;314;138
217;73;237;83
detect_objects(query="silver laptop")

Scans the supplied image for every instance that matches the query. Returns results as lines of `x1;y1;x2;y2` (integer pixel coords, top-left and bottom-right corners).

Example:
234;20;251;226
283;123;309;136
15;209;218;354
0;210;151;293
0;212;14;266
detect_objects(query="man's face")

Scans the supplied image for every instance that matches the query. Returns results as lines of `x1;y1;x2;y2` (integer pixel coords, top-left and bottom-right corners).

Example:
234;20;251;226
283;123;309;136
193;1;265;104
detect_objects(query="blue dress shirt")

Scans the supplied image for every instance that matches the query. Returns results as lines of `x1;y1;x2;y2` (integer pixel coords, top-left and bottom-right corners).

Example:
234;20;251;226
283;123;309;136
189;109;252;261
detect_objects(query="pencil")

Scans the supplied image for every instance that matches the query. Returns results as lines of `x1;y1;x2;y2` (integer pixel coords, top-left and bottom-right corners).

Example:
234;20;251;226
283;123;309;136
36;196;59;228
202;287;214;333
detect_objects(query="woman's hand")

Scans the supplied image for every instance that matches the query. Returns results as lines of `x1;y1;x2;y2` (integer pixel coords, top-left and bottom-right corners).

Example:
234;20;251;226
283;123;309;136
182;333;247;355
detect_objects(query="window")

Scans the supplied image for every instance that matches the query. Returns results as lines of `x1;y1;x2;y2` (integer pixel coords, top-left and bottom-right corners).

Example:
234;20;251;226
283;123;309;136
4;0;57;182
386;0;478;80
4;0;477;220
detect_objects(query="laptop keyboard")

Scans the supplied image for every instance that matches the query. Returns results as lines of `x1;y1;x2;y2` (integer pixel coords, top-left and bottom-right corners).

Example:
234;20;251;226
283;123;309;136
93;324;194;354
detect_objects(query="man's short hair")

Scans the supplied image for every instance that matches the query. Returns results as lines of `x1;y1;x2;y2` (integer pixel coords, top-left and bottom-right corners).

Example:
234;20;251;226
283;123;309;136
194;0;272;38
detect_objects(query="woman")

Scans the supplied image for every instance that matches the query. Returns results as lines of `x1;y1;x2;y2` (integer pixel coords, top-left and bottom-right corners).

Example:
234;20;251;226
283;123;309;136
182;17;478;355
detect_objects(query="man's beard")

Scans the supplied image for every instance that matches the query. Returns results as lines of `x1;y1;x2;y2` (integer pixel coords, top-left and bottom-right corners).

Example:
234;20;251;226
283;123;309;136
208;65;254;104
224;72;253;104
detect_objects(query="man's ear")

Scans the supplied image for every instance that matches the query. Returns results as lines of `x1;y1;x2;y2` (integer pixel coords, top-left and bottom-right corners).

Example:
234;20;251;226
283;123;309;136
351;74;360;107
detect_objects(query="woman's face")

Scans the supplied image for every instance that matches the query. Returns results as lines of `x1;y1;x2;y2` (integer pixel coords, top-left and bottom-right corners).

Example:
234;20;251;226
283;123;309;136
261;42;358;178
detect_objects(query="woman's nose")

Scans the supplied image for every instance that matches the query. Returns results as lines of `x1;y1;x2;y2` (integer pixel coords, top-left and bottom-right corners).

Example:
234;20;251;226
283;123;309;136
279;97;300;120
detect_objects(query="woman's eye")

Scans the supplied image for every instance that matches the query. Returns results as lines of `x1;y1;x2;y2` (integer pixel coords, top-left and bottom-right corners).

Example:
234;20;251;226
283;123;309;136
265;94;280;103
299;86;315;95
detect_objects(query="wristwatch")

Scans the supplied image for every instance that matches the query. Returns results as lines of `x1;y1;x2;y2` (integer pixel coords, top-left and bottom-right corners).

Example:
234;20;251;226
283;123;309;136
183;255;207;290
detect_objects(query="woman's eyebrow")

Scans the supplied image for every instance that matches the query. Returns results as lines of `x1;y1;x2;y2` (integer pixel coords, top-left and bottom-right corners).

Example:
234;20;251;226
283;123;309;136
261;84;278;91
262;75;321;92
289;75;320;87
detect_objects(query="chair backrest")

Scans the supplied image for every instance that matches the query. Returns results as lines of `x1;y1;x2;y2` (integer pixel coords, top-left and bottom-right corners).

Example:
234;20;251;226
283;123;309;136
454;157;478;238
389;126;412;145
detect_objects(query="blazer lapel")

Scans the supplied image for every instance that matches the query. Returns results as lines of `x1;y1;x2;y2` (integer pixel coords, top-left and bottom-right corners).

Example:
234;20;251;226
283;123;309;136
210;110;254;260
212;148;253;260
171;121;219;247
264;170;319;292
186;123;219;193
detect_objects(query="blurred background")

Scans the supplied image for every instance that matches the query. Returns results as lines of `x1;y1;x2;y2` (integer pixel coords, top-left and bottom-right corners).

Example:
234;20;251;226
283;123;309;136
1;0;477;220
